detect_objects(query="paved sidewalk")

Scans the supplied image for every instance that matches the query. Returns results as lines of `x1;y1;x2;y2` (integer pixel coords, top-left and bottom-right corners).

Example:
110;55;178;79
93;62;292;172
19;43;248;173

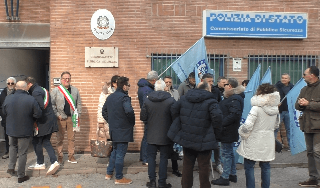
0;141;307;178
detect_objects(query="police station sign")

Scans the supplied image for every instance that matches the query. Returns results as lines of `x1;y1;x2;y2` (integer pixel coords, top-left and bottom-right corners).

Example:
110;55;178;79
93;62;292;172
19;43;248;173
203;10;307;39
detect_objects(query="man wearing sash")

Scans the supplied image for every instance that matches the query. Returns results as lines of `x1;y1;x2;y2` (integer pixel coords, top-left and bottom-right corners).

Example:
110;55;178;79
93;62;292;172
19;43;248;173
51;71;82;164
103;76;135;185
25;77;60;175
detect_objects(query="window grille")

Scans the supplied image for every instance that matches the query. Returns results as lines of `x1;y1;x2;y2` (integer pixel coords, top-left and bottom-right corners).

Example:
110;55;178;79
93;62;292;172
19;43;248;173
248;55;318;84
151;53;226;88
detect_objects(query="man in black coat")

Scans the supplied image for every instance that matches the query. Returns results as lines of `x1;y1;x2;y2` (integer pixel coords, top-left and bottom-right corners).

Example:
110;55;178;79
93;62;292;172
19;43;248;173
102;76;135;185
25;77;60;175
3;81;42;183
140;79;175;188
168;81;223;188
137;70;158;165
0;77;16;159
201;73;223;174
275;73;294;148
212;78;244;186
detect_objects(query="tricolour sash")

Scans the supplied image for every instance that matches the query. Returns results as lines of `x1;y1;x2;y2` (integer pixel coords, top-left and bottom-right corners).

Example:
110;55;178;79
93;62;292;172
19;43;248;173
58;85;80;132
34;87;50;136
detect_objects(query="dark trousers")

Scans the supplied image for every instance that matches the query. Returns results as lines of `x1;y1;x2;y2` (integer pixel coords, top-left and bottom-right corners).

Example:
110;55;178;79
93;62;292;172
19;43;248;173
140;123;148;163
148;144;170;187
32;133;57;164
181;148;211;188
8;136;32;178
4;126;9;153
172;159;178;171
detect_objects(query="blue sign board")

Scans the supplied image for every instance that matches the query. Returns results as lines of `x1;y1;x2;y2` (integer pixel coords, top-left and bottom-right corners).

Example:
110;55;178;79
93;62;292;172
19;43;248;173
203;10;308;38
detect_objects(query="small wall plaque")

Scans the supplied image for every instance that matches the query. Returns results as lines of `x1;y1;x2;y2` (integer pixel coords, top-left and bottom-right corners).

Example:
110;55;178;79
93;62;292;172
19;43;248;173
85;47;119;68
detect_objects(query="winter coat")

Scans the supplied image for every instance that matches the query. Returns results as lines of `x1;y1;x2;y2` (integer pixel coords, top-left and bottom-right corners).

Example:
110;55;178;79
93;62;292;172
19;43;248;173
29;83;58;137
102;88;135;142
3;90;42;137
97;86;115;138
168;88;223;151
0;87;15;127
218;86;245;143
237;91;280;162
275;81;294;113
177;79;195;97
295;80;320;133
140;91;175;145
137;78;154;108
51;85;82;119
211;86;222;102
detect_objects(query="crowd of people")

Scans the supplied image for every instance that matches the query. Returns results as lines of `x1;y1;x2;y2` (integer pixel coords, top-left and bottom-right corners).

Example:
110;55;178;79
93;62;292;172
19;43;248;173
0;71;81;183
1;66;319;187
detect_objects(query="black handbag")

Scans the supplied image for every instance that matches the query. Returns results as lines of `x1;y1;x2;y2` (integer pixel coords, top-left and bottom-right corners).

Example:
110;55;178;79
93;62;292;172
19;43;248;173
275;139;283;153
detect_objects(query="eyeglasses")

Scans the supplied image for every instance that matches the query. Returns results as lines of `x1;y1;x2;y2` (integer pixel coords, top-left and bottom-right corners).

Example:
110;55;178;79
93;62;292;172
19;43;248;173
61;78;71;80
165;81;172;83
224;83;230;87
7;82;14;86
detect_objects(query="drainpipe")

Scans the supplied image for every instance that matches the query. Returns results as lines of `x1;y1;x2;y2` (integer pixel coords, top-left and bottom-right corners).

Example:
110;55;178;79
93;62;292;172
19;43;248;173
15;0;19;20
11;0;13;20
5;0;10;20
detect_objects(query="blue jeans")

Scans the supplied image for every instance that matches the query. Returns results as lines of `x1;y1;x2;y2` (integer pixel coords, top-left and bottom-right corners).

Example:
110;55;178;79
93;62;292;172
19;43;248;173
32;134;57;164
107;142;128;179
221;143;236;179
274;111;290;147
147;144;170;186
211;142;221;165
140;123;148;163
244;158;270;188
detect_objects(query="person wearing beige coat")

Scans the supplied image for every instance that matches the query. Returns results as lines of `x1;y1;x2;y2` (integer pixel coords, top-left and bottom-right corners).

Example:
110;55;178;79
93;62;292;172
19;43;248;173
237;83;280;188
97;75;119;139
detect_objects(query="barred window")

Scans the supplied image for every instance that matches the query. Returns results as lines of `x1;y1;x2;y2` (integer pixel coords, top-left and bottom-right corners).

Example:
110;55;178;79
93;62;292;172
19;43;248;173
151;53;226;88
248;55;318;84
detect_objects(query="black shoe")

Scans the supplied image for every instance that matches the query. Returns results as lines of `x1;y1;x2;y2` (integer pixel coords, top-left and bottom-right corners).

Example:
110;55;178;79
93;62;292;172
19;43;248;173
211;176;230;186
229;174;237;183
146;179;156;188
7;169;17;177
158;183;172;188
18;175;30;183
172;170;182;177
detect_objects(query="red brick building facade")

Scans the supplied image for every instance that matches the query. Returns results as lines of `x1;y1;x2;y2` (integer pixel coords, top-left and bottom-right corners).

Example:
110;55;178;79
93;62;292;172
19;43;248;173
0;0;318;152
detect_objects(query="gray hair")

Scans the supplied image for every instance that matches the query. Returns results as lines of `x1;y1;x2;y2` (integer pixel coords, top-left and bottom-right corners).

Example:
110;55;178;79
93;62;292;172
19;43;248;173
154;79;166;91
281;73;290;79
7;77;16;84
228;78;239;88
217;76;227;83
147;70;158;80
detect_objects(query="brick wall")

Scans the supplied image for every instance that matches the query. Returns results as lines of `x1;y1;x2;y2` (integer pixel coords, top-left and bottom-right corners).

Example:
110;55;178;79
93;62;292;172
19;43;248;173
0;0;319;152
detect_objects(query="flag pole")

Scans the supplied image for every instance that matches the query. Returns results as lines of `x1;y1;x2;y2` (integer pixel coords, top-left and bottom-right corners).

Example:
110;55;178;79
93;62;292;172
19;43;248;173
158;61;176;78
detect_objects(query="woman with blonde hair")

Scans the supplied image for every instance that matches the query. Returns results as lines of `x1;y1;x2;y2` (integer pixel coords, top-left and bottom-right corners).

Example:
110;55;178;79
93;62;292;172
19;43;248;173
237;83;280;188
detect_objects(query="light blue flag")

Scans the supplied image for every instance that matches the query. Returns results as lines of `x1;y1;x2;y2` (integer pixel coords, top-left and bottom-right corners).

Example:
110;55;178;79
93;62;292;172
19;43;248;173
286;78;307;155
234;64;261;164
260;67;272;85
195;60;214;85
172;37;209;82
